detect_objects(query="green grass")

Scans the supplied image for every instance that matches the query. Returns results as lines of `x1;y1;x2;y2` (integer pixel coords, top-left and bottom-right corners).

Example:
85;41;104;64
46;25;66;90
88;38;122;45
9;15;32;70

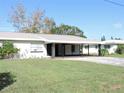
107;54;124;58
0;59;124;93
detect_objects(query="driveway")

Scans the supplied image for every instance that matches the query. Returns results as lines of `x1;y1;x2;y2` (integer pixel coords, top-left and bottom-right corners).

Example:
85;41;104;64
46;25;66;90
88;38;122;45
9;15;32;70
57;56;124;67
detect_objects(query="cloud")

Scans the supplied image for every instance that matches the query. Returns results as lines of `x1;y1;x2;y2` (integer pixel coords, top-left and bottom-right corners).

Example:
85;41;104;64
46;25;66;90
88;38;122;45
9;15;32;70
113;22;123;29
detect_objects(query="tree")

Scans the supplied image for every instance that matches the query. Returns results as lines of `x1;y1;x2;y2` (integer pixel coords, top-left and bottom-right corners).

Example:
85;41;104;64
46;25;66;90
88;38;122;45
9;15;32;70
10;3;26;32
116;44;124;54
101;35;106;41
0;41;19;59
10;3;86;37
110;37;121;40
10;3;55;33
42;17;56;33
25;9;45;33
111;36;113;40
51;24;86;38
100;49;109;56
115;38;121;40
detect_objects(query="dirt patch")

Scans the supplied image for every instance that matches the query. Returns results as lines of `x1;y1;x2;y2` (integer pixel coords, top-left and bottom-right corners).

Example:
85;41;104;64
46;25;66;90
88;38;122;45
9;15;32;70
111;84;122;90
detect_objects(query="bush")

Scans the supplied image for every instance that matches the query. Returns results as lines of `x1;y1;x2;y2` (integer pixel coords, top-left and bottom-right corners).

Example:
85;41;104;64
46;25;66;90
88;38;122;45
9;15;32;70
0;72;15;91
101;49;109;56
116;45;124;54
0;41;19;59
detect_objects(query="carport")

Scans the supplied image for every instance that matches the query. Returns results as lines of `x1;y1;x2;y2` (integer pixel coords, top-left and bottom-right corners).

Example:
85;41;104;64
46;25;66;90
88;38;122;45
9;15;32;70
43;34;102;57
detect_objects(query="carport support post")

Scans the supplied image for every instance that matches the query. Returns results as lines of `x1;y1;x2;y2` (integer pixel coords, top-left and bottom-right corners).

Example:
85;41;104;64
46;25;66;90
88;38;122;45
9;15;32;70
98;44;101;56
88;44;90;56
79;44;81;55
82;44;83;55
52;43;55;58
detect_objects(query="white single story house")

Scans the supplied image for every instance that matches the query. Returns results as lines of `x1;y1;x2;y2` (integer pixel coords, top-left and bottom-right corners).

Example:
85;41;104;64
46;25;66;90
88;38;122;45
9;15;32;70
0;32;123;59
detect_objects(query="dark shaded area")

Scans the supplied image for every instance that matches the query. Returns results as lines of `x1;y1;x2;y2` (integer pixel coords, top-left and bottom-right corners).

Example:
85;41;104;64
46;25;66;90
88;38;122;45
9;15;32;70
47;44;52;56
0;72;15;91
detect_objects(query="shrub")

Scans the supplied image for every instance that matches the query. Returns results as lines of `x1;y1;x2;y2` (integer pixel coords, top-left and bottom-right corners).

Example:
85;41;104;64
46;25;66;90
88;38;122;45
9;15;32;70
0;41;19;59
116;45;124;54
101;49;109;56
0;72;16;91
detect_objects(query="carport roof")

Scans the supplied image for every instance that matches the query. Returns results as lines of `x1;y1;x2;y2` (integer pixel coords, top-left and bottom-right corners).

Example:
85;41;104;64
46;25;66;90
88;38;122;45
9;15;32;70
38;34;101;44
0;32;101;44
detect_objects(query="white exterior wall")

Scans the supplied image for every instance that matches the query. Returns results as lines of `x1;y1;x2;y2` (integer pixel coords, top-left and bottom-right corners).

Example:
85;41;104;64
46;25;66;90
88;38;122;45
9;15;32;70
13;41;48;59
83;45;99;55
90;45;99;55
0;40;119;59
82;44;118;55
106;45;118;54
14;42;30;58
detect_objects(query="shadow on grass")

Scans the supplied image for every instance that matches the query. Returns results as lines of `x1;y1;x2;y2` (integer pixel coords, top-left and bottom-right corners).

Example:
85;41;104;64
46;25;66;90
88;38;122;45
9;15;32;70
0;72;16;91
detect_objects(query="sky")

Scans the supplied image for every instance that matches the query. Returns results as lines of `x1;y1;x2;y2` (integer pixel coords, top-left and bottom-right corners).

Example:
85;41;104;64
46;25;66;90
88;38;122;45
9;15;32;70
0;0;124;40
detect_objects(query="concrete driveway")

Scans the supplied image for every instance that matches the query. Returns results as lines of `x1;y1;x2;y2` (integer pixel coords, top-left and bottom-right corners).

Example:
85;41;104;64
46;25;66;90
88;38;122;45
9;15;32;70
57;56;124;67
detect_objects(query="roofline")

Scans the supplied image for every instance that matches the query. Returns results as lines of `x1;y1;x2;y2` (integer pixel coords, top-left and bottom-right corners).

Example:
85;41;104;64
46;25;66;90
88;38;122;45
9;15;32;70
102;40;124;45
1;38;124;45
0;37;47;41
45;40;102;44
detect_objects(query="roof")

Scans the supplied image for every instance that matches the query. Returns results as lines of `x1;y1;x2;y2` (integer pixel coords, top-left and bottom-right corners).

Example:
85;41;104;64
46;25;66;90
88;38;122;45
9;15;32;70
102;40;124;44
37;34;100;44
0;32;124;44
0;32;100;44
0;32;47;41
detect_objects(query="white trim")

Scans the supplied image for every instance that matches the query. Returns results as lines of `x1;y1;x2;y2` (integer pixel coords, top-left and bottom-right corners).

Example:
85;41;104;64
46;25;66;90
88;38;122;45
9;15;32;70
102;40;124;44
45;40;101;44
0;37;48;42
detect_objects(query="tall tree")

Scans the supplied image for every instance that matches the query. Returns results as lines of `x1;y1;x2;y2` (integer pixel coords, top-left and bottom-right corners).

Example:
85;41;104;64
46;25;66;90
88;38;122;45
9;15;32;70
101;35;106;41
115;38;121;40
111;36;113;40
51;24;86;38
10;3;55;33
10;3;26;32
42;17;56;33
25;9;44;33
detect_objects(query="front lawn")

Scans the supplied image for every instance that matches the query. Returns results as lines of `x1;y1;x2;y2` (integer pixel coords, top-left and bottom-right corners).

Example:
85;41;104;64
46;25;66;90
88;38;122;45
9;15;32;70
107;54;124;58
0;59;124;93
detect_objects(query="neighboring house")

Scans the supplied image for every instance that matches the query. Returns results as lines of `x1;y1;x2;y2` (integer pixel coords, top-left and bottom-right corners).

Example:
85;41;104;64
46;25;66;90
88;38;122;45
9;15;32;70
0;32;123;59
